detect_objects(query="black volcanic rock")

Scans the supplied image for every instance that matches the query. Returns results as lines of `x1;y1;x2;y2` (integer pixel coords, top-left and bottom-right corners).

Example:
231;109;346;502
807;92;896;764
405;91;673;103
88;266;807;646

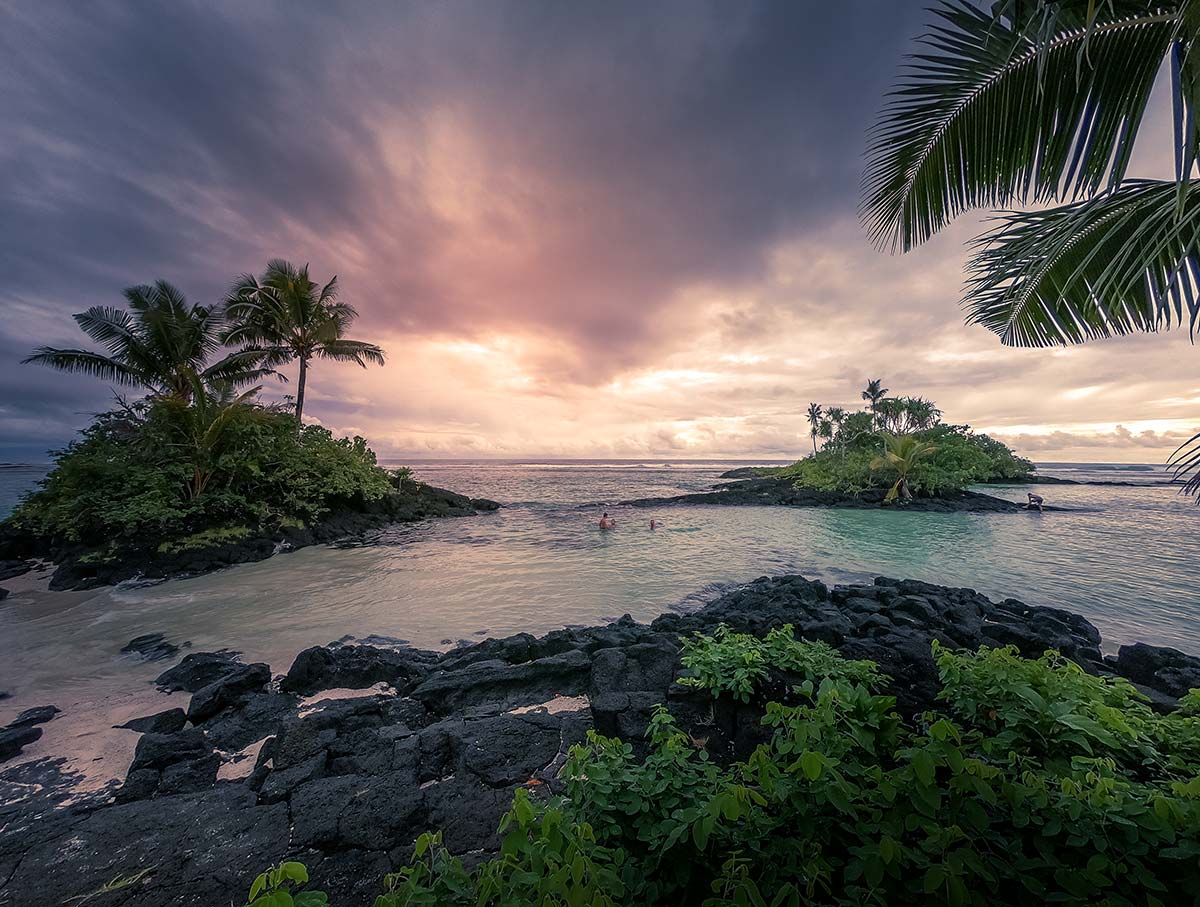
40;482;494;591
0;559;31;582
0;725;41;762
120;633;184;662
625;476;1061;513
1;572;1194;907
187;663;271;723
1114;643;1200;698
9;706;59;729
282;645;438;696
117;708;188;735
155;650;243;692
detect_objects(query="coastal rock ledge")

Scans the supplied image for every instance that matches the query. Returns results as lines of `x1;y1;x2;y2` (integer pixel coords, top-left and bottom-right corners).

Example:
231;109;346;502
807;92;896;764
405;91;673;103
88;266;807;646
1;574;1196;906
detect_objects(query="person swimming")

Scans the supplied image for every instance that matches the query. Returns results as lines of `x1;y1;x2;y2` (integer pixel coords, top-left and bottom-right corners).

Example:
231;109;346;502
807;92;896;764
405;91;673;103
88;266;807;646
649;519;657;530
1025;492;1045;513
599;511;616;529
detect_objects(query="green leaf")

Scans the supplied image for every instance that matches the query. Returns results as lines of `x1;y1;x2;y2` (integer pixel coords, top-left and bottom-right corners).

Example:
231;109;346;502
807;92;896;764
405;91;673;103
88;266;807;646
862;1;1177;252
800;751;824;782
280;863;308;884
912;750;936;787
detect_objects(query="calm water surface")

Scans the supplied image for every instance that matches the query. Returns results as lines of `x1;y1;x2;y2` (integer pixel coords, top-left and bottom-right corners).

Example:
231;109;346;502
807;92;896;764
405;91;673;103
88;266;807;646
0;459;1196;788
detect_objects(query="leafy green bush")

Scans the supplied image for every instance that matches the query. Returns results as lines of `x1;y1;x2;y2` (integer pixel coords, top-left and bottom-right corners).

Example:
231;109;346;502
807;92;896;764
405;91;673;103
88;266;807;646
787;424;1033;498
678;624;880;702
254;640;1200;906
7;399;393;556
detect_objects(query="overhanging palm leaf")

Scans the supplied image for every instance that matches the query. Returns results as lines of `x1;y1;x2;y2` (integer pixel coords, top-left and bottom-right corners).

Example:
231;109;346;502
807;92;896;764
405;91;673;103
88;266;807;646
966;180;1200;345
1169;430;1200;494
862;1;1181;252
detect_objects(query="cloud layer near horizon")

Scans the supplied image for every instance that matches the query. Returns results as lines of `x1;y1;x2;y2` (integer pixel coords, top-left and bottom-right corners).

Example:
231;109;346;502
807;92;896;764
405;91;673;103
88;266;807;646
1;1;1197;463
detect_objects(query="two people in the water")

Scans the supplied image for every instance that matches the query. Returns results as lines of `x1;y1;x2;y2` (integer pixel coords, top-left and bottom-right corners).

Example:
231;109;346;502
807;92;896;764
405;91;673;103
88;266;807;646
598;512;657;530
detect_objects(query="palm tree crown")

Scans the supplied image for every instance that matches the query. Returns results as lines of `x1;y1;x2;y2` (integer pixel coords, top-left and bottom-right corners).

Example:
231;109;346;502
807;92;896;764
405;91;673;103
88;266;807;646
23;281;275;400
224;260;385;424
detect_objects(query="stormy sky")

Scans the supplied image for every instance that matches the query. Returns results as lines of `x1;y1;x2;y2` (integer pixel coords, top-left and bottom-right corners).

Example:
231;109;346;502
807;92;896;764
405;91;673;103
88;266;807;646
1;1;1196;462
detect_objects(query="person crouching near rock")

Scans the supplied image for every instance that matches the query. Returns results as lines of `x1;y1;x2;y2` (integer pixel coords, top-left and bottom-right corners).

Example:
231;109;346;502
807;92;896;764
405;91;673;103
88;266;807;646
1024;492;1045;512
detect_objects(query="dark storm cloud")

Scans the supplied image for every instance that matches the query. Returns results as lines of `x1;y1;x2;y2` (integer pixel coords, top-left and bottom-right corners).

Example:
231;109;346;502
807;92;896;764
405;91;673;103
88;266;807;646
0;0;928;454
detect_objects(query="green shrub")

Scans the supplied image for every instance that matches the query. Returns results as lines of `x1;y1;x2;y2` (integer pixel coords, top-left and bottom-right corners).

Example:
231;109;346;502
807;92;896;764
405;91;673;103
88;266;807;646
678;624;880;702
251;641;1200;905
7;400;393;556
788;424;1033;497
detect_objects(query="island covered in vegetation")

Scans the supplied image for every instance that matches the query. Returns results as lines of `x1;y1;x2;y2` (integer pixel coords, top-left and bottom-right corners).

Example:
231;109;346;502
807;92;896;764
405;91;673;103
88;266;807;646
629;380;1039;512
0;263;495;590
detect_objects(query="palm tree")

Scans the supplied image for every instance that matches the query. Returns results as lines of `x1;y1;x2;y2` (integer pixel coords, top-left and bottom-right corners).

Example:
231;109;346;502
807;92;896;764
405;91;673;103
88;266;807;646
862;0;1200;494
23;281;275;400
903;397;942;433
805;402;824;455
224;260;385;424
871;433;937;503
861;379;889;428
825;406;848;460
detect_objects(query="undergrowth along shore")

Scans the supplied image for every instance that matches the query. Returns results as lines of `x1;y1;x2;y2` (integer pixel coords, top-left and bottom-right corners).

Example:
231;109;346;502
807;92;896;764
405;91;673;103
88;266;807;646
246;630;1200;907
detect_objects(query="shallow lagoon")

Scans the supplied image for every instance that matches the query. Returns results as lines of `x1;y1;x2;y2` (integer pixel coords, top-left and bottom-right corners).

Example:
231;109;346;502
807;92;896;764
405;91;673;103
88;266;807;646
0;460;1196;786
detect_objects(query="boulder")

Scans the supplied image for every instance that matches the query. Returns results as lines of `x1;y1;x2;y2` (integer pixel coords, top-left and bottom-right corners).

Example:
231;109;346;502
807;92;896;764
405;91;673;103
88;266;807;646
9;705;60;728
0;725;41;762
117;708;188;735
120;633;184;662
1114;643;1200;698
470;498;501;511
186;663;271;723
155;650;243;692
0;559;31;582
281;644;436;696
412;649;592;714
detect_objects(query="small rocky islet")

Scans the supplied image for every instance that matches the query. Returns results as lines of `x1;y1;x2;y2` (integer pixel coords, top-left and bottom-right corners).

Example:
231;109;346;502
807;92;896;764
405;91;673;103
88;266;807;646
0;481;501;592
1;573;1196;906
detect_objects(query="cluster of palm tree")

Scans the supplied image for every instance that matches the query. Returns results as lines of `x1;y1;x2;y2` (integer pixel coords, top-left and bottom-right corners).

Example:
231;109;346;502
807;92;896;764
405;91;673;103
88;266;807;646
805;378;942;454
24;260;385;428
862;0;1200;497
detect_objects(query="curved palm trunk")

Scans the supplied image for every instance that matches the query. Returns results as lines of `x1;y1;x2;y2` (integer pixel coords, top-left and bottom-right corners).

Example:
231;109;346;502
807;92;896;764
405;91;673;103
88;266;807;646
295;355;308;425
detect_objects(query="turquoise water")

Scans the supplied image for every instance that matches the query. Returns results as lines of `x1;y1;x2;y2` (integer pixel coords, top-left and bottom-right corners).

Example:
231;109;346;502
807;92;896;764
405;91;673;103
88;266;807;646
0;459;1195;786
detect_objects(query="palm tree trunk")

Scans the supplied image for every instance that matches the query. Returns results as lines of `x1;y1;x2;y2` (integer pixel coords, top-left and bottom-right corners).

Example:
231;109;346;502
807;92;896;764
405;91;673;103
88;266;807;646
811;433;817;455
295;355;308;424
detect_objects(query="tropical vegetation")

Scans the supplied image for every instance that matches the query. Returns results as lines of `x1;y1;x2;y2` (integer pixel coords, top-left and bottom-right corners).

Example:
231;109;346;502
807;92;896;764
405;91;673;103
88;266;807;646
861;0;1200;495
248;631;1200;906
22;281;277;399
7;267;394;569
790;379;1032;498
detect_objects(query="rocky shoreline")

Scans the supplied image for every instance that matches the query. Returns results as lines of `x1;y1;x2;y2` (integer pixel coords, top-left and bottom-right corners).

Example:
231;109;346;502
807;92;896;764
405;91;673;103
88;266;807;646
0;481;500;592
2;573;1196;906
625;476;1055;512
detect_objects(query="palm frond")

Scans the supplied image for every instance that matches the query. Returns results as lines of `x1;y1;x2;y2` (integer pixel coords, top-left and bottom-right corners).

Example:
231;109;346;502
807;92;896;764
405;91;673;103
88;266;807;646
317;338;386;367
965;179;1200;345
73;306;139;354
22;348;146;386
1168;429;1200;498
202;348;287;386
862;0;1179;251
